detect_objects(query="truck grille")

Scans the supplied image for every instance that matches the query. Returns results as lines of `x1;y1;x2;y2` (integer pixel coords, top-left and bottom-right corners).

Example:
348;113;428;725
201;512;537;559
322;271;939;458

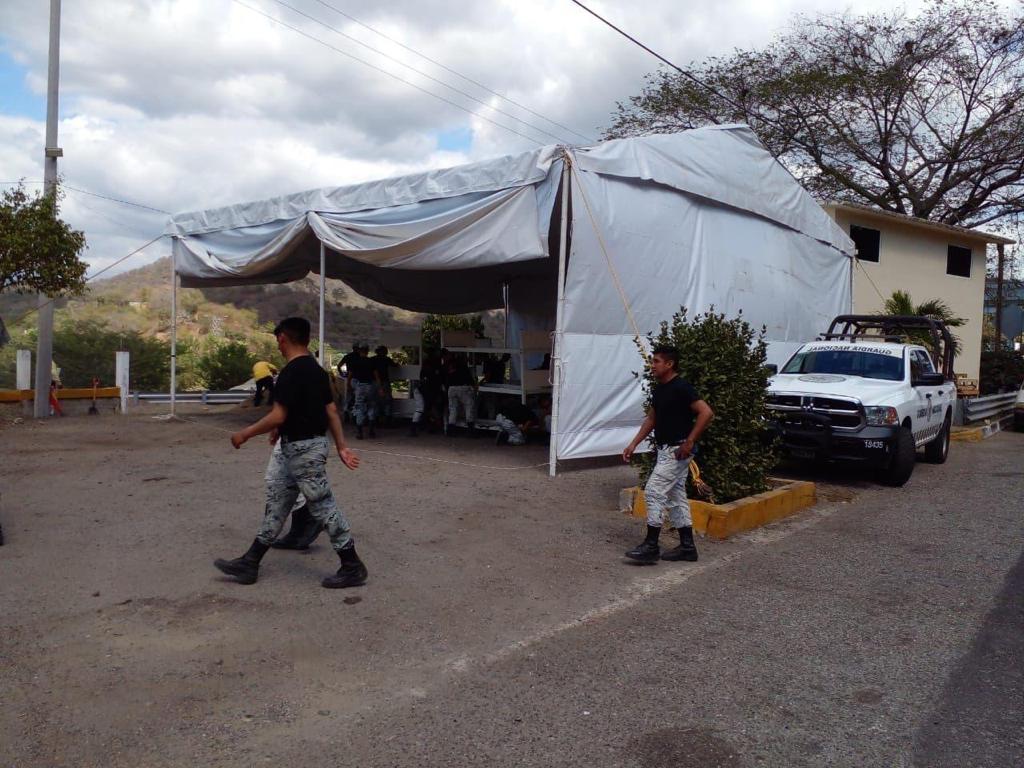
766;394;864;430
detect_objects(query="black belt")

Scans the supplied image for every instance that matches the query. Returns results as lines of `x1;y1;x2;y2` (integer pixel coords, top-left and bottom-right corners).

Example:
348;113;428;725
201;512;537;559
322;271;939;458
280;433;324;444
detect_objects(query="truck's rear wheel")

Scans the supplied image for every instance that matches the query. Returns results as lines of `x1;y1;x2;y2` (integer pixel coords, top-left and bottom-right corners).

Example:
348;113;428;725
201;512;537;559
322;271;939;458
880;426;916;486
924;413;951;464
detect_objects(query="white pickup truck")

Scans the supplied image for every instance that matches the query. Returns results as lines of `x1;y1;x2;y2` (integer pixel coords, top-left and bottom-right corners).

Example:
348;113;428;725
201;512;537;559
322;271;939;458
766;315;956;486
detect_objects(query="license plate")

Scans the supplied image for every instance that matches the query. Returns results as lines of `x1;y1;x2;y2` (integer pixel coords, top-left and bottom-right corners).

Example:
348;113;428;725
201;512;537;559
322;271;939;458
790;448;815;459
863;440;885;450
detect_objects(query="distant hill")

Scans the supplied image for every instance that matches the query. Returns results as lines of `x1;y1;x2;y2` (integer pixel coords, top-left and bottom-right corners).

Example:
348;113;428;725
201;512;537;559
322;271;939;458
1;257;500;357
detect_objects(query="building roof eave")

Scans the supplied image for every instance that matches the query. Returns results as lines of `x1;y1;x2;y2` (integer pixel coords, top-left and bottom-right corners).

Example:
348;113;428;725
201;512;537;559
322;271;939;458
823;201;1016;246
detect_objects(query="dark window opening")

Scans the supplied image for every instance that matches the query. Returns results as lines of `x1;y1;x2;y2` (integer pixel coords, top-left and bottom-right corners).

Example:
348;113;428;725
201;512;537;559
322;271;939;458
850;225;880;262
946;245;972;278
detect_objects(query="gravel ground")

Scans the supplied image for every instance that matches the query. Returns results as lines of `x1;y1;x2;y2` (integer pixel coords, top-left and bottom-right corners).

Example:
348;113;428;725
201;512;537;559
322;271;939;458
1;407;1020;767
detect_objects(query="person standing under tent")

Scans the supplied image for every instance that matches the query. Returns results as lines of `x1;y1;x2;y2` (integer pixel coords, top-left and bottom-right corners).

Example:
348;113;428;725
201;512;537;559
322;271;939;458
349;343;380;439
336;342;360;422
372;345;396;426
621;345;714;564
215;317;367;589
446;352;478;437
252;360;278;407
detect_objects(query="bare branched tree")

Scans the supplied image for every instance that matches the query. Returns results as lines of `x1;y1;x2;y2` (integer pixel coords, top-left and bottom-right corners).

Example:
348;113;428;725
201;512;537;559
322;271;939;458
605;0;1024;228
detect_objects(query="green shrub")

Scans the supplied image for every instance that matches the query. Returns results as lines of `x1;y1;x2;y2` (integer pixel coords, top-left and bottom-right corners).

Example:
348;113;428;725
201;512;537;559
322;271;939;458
635;308;776;504
979;350;1024;394
196;338;257;391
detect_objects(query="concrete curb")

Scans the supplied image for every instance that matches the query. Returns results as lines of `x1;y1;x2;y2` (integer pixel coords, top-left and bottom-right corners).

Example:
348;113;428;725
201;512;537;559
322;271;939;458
621;478;817;540
952;415;1015;443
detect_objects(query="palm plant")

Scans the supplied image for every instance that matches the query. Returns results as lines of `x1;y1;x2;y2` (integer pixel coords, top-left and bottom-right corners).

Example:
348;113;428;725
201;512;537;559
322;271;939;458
879;290;965;357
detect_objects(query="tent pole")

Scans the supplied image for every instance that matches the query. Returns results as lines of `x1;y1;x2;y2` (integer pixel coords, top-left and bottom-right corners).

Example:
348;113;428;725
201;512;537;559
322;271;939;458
549;155;570;478
318;241;326;366
170;242;177;418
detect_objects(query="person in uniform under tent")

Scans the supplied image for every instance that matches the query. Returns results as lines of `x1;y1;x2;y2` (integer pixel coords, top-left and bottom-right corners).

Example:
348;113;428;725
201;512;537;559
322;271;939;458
372;345;396;426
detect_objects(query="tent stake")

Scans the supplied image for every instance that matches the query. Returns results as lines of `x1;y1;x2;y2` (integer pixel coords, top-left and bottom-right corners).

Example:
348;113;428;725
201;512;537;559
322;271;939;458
549;154;571;478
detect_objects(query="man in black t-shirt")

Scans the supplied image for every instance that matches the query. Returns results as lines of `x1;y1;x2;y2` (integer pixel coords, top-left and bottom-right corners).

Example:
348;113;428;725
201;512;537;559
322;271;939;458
214;317;367;590
348;344;381;439
622;345;714;564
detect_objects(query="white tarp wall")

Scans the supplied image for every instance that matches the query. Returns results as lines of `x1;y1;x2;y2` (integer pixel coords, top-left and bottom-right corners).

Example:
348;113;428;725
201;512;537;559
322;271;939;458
555;130;853;460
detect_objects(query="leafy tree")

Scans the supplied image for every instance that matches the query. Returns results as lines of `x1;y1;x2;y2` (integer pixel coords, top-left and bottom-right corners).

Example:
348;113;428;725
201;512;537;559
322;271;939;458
607;0;1024;227
634;308;776;504
0;183;88;296
879;289;966;356
196;338;257;390
421;313;486;351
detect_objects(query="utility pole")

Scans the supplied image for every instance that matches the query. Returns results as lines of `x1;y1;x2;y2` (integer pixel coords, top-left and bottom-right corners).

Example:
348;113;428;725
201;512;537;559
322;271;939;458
995;243;1005;351
33;0;63;418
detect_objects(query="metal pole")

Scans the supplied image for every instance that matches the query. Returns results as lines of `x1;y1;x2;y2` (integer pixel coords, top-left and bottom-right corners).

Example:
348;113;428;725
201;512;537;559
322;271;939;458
318;242;326;366
995;243;1005;349
548;155;571;477
170;244;177;417
33;0;62;419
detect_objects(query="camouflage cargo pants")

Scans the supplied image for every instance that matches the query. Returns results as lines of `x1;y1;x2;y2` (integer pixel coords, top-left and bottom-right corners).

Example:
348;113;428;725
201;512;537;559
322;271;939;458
644;446;693;528
256;436;353;551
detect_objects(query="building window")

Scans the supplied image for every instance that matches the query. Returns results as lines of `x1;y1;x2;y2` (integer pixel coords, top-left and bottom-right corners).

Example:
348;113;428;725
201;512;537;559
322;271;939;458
850;225;880;262
946;245;972;278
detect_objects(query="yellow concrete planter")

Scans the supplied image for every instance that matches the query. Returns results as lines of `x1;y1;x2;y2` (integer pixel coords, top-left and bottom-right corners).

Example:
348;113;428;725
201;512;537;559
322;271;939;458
621;478;817;540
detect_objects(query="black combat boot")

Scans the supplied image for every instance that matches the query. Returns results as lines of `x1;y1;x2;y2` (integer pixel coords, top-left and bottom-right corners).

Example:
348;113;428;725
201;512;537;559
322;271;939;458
322;544;368;589
625;525;662;563
355;425;364;440
368;425;377;438
467;421;479;438
214;539;269;584
408;421;419;437
661;525;699;561
271;504;323;550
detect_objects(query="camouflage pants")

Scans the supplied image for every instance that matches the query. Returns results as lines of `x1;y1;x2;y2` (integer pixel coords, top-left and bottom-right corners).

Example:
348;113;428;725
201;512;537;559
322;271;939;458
495;413;526;445
256;436;353;551
644;446;693;528
353;381;378;426
447;385;476;425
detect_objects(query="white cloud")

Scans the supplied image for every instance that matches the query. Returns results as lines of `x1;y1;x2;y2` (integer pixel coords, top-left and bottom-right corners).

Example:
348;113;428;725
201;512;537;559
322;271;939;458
0;0;941;277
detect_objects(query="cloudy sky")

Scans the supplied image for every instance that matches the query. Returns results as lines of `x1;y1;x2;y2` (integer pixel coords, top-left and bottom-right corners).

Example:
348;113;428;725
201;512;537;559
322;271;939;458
0;0;933;278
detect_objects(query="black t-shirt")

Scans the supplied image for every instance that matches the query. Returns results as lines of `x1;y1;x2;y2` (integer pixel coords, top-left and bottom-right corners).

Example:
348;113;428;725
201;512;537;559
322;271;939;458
372;355;394;382
447;360;475;387
652;375;700;446
274;355;332;440
347;355;376;384
337;352;358;377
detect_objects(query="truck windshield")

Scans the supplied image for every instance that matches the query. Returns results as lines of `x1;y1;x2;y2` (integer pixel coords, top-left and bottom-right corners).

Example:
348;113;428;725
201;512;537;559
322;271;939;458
781;349;904;381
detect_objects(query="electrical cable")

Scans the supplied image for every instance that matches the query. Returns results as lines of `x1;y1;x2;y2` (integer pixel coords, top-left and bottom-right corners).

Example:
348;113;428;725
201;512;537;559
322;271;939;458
263;0;579;145
230;0;549;146
0;179;170;214
308;0;595;143
5;234;168;327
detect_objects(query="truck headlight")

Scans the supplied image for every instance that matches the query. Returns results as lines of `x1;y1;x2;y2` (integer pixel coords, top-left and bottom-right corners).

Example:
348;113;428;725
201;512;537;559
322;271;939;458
864;406;899;426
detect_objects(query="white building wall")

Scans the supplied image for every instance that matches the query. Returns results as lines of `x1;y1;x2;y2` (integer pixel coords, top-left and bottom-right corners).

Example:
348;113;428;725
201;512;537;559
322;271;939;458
829;210;987;380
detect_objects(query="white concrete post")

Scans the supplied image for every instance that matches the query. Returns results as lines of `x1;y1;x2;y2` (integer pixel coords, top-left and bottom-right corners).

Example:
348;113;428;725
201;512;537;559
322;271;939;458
115;350;130;414
16;350;32;390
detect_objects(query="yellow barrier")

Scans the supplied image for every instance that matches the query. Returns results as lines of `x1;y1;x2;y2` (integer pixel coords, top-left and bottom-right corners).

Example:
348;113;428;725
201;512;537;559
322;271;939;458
0;387;121;403
624;478;817;540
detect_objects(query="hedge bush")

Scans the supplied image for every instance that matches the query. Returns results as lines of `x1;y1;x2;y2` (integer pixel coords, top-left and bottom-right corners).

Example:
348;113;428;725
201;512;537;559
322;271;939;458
634;308;776;504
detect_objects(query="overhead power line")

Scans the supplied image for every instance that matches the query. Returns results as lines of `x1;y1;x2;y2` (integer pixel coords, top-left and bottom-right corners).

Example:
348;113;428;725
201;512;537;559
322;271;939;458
6;233;168;327
259;0;576;145
0;179;170;214
308;0;595;143
231;0;549;146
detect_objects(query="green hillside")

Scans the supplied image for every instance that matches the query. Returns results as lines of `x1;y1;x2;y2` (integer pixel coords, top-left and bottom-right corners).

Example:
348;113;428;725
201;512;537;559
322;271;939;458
0;257;500;389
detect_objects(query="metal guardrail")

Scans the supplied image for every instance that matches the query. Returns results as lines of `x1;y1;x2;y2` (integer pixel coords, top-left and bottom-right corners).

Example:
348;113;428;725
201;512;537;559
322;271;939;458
132;390;251;405
961;392;1018;425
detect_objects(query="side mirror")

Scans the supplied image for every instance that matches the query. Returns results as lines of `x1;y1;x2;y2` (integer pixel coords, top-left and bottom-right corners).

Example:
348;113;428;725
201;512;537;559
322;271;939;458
764;364;779;375
913;371;945;387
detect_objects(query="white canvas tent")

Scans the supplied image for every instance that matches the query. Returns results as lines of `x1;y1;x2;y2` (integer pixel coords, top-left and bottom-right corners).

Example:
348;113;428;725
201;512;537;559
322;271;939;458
165;124;854;474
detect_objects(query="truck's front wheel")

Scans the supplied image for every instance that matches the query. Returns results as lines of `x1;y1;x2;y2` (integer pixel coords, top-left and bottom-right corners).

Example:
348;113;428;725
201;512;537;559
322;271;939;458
880;426;916;486
924;413;951;464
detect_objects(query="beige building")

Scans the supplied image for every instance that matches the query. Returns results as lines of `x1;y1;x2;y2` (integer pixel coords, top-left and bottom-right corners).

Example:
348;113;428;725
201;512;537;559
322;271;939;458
823;202;1015;381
